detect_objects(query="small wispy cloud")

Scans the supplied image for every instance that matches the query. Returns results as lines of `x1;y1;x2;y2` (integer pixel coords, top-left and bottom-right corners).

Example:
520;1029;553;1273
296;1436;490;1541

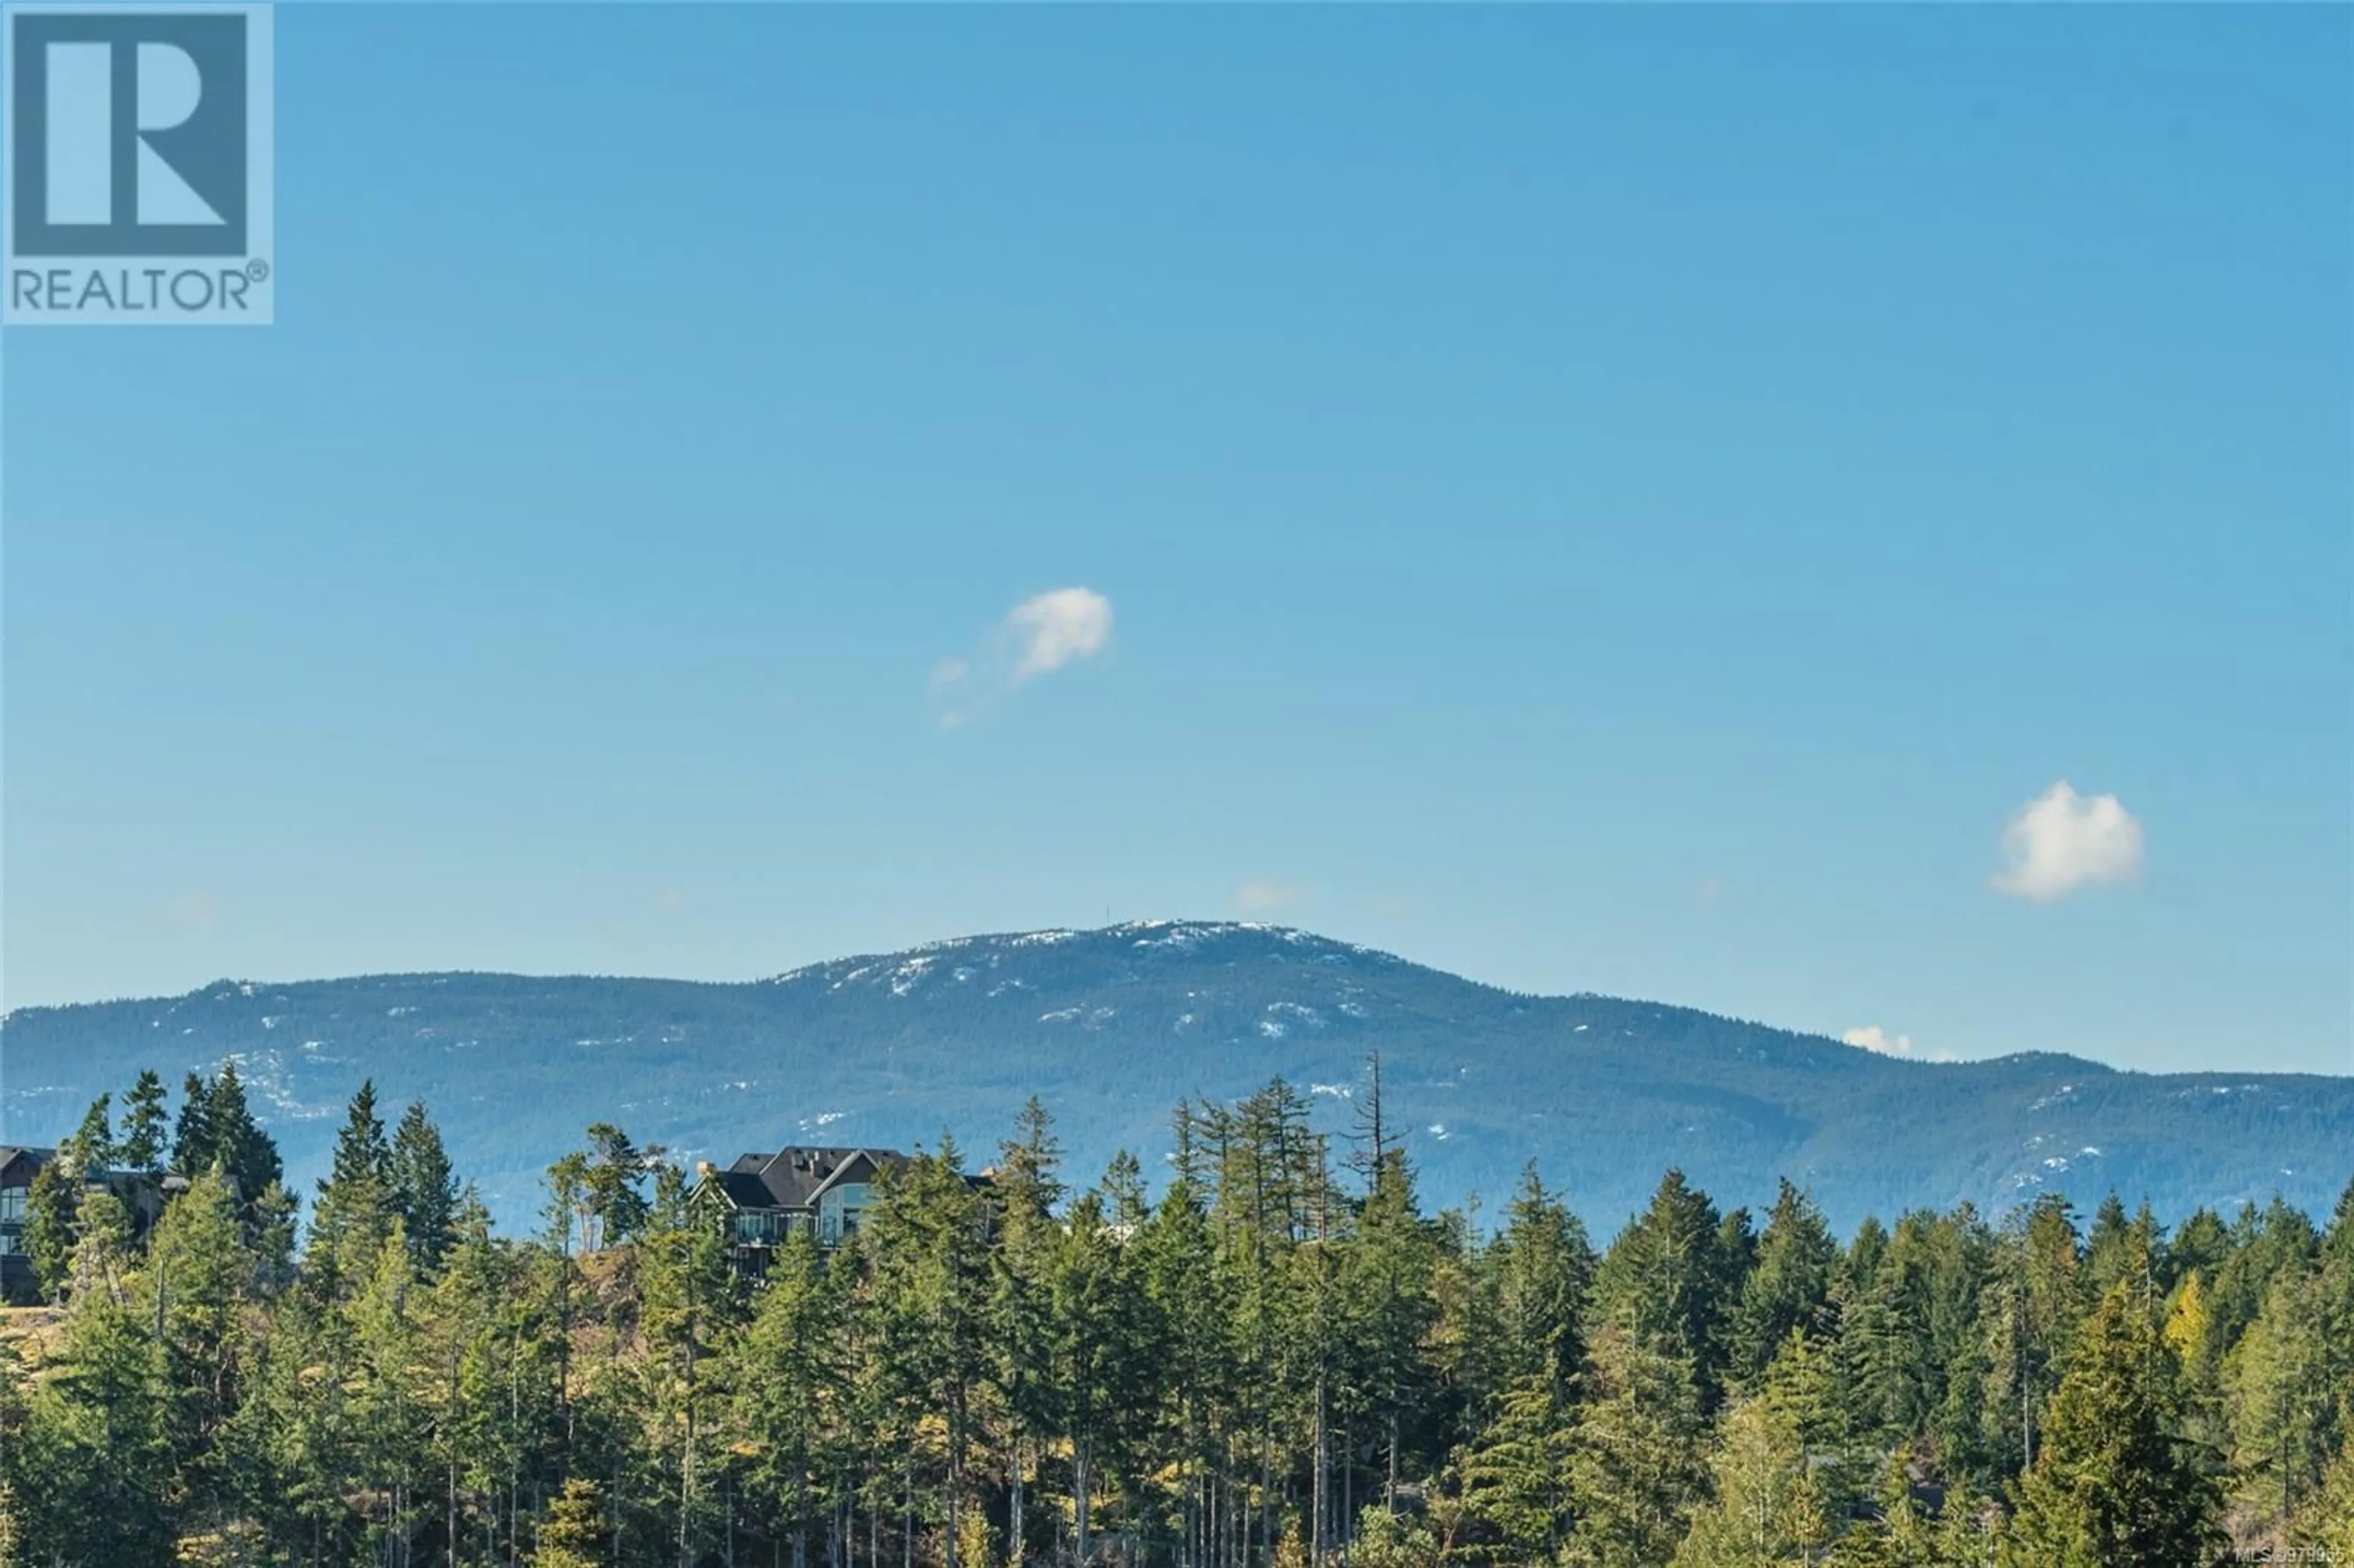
1233;880;1306;915
932;587;1114;726
1007;588;1114;681
1992;781;2144;902
1842;1025;1952;1062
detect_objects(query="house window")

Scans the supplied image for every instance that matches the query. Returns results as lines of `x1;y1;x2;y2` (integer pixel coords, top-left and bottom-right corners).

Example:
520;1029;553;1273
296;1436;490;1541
0;1189;25;1227
818;1182;871;1246
733;1211;785;1246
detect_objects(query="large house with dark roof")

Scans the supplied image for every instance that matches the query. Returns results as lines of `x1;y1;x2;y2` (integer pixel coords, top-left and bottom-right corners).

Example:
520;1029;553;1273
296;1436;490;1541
1;1145;211;1300
0;1146;177;1299
0;1146;51;1295
696;1143;996;1272
697;1145;905;1265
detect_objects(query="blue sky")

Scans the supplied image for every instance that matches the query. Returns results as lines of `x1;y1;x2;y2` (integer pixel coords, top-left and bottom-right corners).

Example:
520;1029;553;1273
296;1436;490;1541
4;5;2348;1076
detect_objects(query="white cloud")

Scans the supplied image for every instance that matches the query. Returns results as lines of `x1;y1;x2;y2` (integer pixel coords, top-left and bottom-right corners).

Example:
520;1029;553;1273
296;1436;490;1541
1842;1025;1955;1063
1233;879;1306;915
1006;588;1113;683
931;588;1113;726
1992;780;2144;902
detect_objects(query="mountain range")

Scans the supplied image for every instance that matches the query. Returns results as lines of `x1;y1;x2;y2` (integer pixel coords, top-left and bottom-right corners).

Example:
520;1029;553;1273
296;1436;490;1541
4;920;2347;1236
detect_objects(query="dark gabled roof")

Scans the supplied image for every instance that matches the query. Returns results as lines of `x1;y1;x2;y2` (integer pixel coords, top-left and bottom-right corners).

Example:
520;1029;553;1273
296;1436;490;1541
706;1144;910;1211
806;1149;897;1206
0;1146;56;1188
712;1170;777;1211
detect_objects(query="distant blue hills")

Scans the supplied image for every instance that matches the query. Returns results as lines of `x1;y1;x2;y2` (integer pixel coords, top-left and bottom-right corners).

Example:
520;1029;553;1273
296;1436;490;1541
4;921;2347;1236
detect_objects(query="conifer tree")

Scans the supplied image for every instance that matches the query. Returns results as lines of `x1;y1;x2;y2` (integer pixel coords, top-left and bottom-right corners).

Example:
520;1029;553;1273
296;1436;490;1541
581;1124;653;1249
37;1254;176;1561
636;1160;737;1567
1669;1390;1824;1568
727;1228;847;1566
1731;1181;1836;1391
19;1159;78;1301
1343;1504;1440;1568
1460;1366;1575;1564
118;1070;172;1177
1053;1186;1129;1566
415;1191;517;1564
1978;1193;2084;1475
389;1099;459;1269
2225;1266;2335;1536
1132;1113;1223;1568
350;1227;432;1556
172;1071;215;1176
1486;1164;1593;1399
1591;1170;1740;1409
989;1099;1065;1565
996;1096;1067;1219
1565;1323;1706;1567
2002;1281;2223;1568
867;1138;991;1568
1344;1132;1442;1523
2082;1193;2150;1302
2208;1198;2318;1360
2295;1433;2354;1556
310;1081;396;1285
1821;1450;1938;1568
63;1093;115;1173
146;1165;253;1480
188;1062;284;1220
537;1478;612;1568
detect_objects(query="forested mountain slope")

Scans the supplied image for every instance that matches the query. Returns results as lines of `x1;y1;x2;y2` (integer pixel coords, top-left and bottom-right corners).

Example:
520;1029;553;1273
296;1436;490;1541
4;921;2346;1231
